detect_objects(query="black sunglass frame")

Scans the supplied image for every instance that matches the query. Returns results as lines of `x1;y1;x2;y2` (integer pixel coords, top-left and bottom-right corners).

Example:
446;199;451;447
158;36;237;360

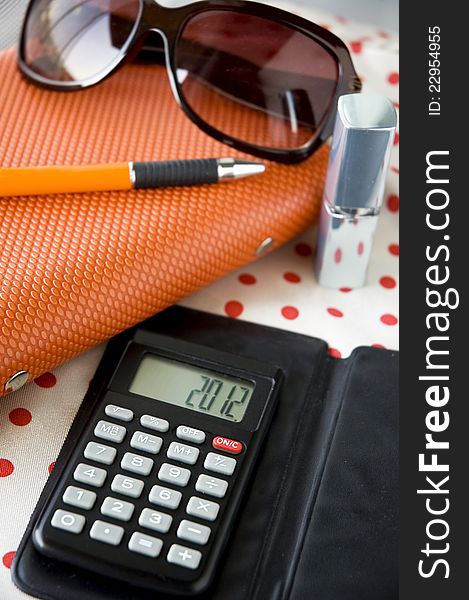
18;0;362;164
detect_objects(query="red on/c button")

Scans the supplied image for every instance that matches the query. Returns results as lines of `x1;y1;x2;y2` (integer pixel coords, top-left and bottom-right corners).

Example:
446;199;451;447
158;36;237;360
212;436;243;455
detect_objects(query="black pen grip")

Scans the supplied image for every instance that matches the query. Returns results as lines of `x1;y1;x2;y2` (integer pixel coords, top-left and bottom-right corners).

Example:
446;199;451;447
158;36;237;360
133;159;219;189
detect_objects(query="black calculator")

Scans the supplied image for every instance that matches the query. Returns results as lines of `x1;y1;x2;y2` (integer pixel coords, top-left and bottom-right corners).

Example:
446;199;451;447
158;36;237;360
32;327;282;596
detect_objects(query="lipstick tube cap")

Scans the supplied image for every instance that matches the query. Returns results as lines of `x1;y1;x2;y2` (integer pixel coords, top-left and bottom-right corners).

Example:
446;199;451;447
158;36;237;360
324;93;397;213
315;94;397;289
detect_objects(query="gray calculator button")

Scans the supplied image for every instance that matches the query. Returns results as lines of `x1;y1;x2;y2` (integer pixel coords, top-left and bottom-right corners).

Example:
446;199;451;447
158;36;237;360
104;404;133;422
195;474;228;499
176;426;206;444
100;497;135;522
73;463;107;488
186;496;220;522
89;520;124;546
51;509;86;534
63;486;97;510
94;420;126;443
128;532;163;558
111;474;144;498
204;452;237;476
158;463;191;487
140;415;169;432
130;431;162;454
149;485;182;510
177;520;211;546
121;452;154;476
139;508;172;533
167;441;199;465
84;441;117;465
167;544;202;570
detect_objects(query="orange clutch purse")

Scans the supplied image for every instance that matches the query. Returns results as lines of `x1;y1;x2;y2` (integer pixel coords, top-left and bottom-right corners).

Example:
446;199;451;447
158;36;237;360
0;48;328;395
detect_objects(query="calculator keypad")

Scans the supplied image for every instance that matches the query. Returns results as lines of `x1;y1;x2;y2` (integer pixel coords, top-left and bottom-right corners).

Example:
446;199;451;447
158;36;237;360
63;486;97;510
101;497;135;522
121;452;154;476
149;484;182;509
90;520;124;545
186;496;220;522
74;463;107;487
167;544;202;570
130;431;163;454
204;452;237;476
43;402;245;583
51;509;86;534
84;441;117;465
139;508;173;533
158;463;191;487
104;405;134;422
94;420;127;443
177;520;211;545
128;532;163;557
195;474;228;498
140;415;169;432
176;426;206;444
111;474;144;498
167;441;200;465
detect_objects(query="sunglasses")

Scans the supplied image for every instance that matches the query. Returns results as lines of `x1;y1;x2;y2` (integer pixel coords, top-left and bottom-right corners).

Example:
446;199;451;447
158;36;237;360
18;0;361;163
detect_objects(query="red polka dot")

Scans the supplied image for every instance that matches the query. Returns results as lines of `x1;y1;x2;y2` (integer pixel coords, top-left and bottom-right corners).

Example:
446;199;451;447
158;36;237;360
2;551;16;569
350;41;363;53
357;242;364;255
393;101;399;110
381;314;398;326
283;272;301;283
336;15;348;23
388;244;399;256
394;131;399;146
0;459;14;477
380;276;397;289
295;242;312;257
327;307;343;318
224;301;243;318
328;348;342;358
238;273;256;285
340;287;352;293
391;166;399;174
387;194;399;212
281;306;299;320
34;372;57;388
388;72;399;85
372;344;386;349
9;407;32;426
334;248;342;263
378;30;390;38
48;461;56;474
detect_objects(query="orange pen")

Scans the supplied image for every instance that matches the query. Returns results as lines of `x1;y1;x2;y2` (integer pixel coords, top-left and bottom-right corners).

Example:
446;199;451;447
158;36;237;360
0;158;265;198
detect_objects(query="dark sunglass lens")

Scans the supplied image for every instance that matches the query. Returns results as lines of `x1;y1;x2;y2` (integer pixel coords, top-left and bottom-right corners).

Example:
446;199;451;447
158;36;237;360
176;11;339;151
22;0;142;83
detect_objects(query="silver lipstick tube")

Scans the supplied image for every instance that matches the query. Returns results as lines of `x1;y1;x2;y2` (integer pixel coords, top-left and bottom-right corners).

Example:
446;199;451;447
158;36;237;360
315;93;397;288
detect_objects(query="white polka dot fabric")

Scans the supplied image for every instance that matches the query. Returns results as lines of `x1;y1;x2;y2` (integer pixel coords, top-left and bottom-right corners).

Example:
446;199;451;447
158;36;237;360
0;4;399;597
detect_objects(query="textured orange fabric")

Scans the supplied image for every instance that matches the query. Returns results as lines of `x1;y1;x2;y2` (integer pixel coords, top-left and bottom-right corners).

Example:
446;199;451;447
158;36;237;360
0;48;328;394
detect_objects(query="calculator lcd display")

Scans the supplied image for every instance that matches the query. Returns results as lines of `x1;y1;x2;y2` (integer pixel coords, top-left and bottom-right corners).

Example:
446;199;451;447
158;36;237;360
129;355;255;422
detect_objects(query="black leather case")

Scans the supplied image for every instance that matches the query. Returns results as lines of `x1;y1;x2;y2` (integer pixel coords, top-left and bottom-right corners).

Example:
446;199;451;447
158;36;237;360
12;306;398;600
